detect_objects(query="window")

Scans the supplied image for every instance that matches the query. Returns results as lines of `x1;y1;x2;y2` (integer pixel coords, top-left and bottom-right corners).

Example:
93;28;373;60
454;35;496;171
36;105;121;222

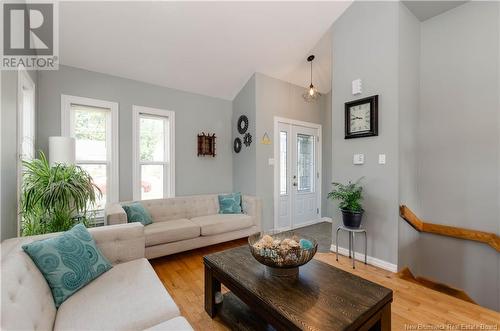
61;95;119;211
133;106;175;200
17;68;36;235
279;131;287;195
297;133;315;193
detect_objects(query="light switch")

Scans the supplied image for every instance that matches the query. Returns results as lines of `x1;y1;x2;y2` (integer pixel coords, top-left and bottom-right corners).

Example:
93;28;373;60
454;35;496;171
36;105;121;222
353;154;364;165
378;154;386;164
268;158;275;166
352;79;362;95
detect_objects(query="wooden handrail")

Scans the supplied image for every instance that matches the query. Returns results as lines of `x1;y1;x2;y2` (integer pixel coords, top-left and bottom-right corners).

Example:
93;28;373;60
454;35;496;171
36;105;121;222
399;205;500;252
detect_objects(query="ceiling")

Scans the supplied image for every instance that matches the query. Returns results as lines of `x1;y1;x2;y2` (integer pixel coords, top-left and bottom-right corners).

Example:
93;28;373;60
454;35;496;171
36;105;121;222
403;1;467;21
59;1;351;100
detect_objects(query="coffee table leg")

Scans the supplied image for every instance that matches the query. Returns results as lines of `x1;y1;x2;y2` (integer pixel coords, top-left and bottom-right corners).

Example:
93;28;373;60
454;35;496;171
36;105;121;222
204;264;221;318
380;303;391;331
366;303;391;331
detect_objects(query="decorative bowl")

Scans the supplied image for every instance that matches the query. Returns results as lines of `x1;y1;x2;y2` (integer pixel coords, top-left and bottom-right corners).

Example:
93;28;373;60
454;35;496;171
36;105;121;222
248;231;318;277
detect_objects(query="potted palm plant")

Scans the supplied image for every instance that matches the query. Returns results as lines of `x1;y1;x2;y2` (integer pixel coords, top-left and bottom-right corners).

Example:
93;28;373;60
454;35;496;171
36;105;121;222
327;177;364;228
20;152;102;236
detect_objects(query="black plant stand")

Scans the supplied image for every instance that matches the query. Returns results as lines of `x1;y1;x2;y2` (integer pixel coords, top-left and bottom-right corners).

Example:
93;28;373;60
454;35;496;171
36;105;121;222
335;225;367;269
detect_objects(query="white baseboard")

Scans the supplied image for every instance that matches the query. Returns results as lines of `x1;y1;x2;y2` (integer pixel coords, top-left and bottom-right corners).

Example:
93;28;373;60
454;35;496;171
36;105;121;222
321;217;332;223
330;244;398;273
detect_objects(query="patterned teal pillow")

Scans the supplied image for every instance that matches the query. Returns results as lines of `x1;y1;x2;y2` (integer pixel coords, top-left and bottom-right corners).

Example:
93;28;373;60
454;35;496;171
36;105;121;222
218;192;242;214
22;223;112;307
122;202;153;225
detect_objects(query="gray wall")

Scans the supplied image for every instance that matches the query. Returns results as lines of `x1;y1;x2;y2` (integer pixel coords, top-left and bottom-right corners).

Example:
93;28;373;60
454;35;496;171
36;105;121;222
1;69;38;241
37;65;233;201
322;91;334;218
331;1;400;265
332;0;500;309
416;2;500;310
397;2;422;274
232;75;257;195
255;73;329;231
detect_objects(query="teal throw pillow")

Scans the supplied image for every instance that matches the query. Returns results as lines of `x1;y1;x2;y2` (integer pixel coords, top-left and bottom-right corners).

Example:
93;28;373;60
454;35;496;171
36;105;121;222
122;202;153;225
22;223;112;307
218;192;242;214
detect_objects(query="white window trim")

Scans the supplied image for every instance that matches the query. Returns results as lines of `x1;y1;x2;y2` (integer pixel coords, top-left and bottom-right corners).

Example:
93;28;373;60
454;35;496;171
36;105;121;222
17;66;36;236
132;105;175;201
61;94;119;205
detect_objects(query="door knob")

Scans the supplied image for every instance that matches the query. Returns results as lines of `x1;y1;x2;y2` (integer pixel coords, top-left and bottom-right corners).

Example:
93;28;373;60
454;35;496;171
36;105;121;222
293;182;297;187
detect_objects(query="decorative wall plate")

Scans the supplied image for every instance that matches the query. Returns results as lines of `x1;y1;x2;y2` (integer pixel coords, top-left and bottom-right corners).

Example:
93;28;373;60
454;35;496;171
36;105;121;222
244;133;252;147
237;115;249;134
233;137;242;153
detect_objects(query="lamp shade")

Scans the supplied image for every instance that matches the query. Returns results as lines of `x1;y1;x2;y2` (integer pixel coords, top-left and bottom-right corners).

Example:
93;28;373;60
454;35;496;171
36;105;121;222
49;136;76;165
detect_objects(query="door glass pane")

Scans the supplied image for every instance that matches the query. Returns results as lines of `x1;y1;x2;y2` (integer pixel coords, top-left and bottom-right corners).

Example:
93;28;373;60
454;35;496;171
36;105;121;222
22;91;35;160
79;164;107;210
280;131;287;195
141;164;164;200
297;134;314;193
73;105;107;161
140;116;165;162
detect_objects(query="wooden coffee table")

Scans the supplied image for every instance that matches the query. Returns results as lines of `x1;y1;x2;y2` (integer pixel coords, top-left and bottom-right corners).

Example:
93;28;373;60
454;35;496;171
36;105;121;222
204;246;393;331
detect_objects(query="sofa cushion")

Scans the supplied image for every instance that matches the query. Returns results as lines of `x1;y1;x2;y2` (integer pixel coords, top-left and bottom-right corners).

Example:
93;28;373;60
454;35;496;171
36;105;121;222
144;219;200;246
123;202;153;225
144;317;194;331
22;223;112;307
54;258;180;331
1;237;57;331
141;195;219;221
91;223;145;265
190;214;253;236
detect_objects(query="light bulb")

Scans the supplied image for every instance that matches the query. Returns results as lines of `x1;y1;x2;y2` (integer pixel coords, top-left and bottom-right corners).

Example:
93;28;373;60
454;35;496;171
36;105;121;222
309;86;315;96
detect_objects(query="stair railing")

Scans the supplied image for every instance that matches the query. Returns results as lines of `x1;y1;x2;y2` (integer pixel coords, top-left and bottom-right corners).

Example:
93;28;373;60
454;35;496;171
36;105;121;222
399;205;500;252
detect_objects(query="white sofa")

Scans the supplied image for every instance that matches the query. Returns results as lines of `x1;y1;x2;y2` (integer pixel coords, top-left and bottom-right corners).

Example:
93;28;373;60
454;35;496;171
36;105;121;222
105;194;261;259
1;223;193;331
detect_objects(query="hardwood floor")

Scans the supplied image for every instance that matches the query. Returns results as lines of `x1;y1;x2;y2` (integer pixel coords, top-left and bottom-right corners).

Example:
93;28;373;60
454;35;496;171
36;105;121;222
150;239;500;331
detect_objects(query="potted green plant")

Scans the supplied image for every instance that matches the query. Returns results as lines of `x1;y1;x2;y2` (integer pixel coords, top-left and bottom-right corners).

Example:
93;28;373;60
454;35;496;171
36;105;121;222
327;177;364;228
20;151;102;236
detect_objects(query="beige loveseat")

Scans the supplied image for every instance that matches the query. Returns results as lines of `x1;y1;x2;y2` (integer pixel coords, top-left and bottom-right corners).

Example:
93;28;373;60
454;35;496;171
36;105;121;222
1;223;193;331
105;194;261;259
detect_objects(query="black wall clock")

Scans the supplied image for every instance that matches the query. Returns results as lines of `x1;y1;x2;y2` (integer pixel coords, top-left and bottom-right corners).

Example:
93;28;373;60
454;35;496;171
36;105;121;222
233;137;242;153
345;95;378;139
237;115;249;134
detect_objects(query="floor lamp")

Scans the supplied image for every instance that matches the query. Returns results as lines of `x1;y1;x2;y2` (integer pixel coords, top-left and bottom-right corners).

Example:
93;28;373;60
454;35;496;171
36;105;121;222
48;137;76;165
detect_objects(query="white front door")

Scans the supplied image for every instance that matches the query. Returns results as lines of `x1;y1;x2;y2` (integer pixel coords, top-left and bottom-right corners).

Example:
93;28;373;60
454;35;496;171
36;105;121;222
276;120;321;231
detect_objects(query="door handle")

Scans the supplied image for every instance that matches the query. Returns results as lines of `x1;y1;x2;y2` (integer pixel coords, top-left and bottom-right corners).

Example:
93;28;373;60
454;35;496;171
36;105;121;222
293;182;297;187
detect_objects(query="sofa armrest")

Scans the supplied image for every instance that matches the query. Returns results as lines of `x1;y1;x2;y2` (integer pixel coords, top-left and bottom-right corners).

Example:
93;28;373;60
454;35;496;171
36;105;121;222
105;203;127;225
242;195;262;231
89;223;145;264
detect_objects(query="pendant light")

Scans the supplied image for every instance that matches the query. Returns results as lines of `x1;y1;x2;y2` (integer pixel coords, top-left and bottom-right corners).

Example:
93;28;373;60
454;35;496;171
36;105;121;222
302;55;321;102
